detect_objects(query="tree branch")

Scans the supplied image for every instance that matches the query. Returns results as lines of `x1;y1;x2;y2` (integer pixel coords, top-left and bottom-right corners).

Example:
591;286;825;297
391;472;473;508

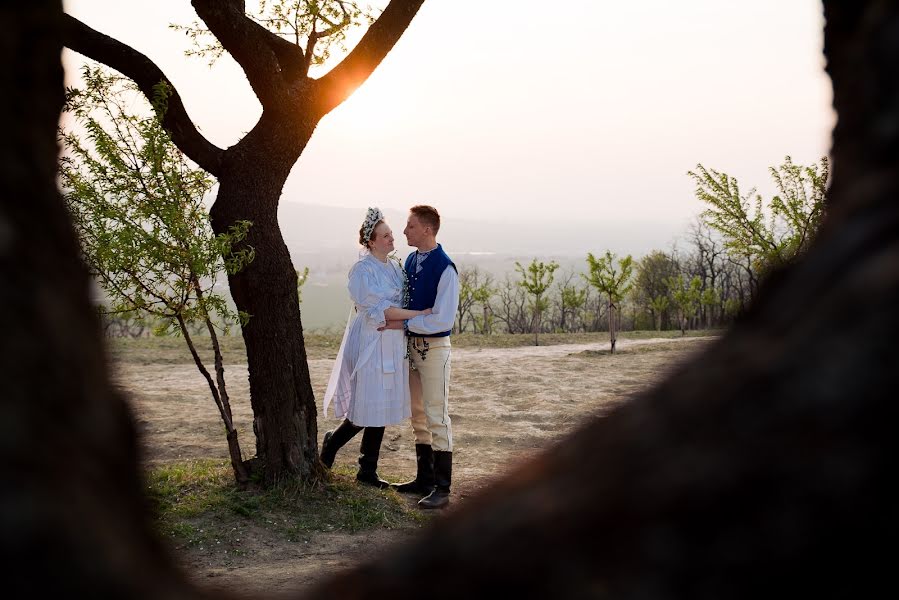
304;29;319;76
301;3;352;76
313;0;426;117
268;29;307;81
315;1;352;38
61;14;224;176
191;0;304;105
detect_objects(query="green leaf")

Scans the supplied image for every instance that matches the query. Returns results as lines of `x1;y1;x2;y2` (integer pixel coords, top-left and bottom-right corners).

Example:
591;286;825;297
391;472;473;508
59;64;254;336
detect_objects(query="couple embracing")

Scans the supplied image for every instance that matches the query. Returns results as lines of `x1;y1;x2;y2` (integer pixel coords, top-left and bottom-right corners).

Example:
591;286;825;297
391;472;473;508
321;205;459;510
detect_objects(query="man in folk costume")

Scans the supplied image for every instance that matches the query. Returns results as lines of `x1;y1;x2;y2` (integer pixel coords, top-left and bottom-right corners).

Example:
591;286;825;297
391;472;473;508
386;205;460;509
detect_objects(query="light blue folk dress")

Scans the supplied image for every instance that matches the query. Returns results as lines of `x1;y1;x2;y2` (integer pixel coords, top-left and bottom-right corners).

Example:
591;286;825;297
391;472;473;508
322;254;411;427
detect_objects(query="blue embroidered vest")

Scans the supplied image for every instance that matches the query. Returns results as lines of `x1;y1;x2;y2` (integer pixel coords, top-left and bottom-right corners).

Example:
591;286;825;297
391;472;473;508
405;244;456;338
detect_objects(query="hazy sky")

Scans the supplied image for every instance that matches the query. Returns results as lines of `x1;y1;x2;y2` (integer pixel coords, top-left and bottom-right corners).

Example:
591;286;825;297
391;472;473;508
63;0;833;254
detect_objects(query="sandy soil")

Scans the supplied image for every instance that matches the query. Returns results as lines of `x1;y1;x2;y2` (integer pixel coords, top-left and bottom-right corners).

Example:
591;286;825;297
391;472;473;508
112;335;714;594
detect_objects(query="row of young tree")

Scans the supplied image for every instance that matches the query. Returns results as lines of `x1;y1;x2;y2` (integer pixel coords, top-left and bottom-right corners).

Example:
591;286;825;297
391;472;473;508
456;155;829;348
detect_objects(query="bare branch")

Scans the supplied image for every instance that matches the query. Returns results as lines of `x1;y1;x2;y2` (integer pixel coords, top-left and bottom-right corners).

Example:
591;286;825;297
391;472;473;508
61;14;224;175
304;29;319;76
313;0;426;117
315;1;352;38
191;0;304;104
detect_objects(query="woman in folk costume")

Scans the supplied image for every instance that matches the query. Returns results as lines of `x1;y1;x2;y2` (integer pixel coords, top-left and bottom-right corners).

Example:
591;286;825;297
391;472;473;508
321;207;431;487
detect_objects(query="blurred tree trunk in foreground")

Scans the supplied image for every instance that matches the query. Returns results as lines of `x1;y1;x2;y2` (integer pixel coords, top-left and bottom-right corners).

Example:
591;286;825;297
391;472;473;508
1;3;191;596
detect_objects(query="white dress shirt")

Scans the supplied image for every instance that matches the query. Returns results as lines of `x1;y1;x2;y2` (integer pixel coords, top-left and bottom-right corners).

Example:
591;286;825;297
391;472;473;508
406;265;460;335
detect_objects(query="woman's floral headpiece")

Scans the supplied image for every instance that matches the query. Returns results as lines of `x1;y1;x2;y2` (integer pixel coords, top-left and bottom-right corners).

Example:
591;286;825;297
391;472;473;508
361;206;384;245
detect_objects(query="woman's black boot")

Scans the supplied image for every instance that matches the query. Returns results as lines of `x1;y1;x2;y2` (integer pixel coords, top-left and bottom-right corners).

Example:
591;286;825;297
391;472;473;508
356;427;390;488
320;419;362;468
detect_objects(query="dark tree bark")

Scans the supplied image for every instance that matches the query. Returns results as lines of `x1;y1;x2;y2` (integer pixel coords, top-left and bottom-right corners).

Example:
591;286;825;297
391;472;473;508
61;0;427;484
6;1;899;598
1;3;193;596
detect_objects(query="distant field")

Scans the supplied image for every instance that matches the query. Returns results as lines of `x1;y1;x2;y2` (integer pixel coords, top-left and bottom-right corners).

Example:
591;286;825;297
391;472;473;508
298;270;355;331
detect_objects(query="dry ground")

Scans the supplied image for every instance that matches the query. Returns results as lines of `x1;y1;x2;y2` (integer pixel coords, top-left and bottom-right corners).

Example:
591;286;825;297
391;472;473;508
111;333;715;595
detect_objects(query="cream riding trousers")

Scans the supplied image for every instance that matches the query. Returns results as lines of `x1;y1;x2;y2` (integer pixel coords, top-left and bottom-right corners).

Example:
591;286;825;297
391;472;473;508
408;336;453;452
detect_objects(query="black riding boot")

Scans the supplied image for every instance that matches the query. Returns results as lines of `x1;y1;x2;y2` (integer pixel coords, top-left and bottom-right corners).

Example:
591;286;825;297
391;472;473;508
356;427;390;488
320;419;362;468
419;451;451;509
392;444;435;495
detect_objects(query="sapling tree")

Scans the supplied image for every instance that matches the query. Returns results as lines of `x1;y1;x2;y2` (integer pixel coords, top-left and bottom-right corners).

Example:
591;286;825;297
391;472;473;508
456;266;494;334
515;259;559;346
699;286;719;329
60;66;254;485
633;250;678;332
584;251;633;354
558;275;587;333
648;295;670;331
667;274;702;335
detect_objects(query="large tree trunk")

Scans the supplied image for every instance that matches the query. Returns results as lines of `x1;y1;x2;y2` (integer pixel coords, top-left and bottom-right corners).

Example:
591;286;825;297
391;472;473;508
210;112;323;484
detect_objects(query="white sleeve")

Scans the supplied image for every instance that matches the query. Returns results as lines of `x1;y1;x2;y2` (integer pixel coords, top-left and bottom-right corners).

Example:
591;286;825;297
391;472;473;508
406;266;460;335
347;263;391;326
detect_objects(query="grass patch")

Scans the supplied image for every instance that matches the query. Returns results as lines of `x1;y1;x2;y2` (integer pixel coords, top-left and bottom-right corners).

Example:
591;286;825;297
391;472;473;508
145;459;426;550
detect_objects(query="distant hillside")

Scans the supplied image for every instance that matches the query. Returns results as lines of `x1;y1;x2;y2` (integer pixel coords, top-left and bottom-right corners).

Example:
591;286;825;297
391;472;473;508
277;201;684;271
277;201;687;330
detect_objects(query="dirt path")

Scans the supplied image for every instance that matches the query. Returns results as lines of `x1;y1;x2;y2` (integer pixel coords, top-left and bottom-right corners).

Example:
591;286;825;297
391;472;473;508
113;335;714;593
456;335;714;360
